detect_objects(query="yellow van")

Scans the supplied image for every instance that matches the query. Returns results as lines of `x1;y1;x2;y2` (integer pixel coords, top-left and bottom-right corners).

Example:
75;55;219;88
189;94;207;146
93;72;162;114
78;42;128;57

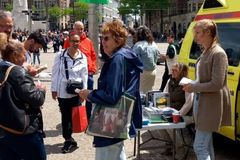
178;0;240;141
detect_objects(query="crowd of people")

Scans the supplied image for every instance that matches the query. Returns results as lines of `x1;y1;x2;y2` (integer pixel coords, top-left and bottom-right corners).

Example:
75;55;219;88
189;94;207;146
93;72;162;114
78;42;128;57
0;9;232;160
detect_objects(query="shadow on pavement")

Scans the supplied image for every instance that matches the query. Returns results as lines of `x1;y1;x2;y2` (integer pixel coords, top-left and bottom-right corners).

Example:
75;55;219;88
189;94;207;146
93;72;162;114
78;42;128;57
44;129;61;138
131;130;196;160
44;123;62;138
130;130;170;160
45;143;79;155
45;143;63;154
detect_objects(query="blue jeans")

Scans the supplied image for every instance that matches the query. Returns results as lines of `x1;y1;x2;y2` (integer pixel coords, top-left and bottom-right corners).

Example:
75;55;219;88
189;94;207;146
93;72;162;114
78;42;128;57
95;141;126;160
193;94;215;160
86;75;94;121
33;52;40;65
194;130;215;160
0;132;46;160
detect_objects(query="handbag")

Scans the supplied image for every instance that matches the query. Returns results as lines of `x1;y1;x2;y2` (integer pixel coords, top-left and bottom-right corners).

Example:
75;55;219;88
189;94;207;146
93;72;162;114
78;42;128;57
63;49;83;94
72;106;88;133
66;80;83;94
86;93;136;139
0;65;30;134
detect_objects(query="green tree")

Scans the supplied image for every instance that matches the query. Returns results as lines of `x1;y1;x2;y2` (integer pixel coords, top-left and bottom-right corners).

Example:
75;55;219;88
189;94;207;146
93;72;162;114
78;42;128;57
119;0;169;14
5;3;13;11
31;5;37;12
119;0;169;30
48;1;88;21
118;0;140;15
48;6;63;21
73;1;89;21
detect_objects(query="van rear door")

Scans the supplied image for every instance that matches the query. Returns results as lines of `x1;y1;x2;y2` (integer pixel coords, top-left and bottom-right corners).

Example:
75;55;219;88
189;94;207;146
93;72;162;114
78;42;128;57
217;22;240;141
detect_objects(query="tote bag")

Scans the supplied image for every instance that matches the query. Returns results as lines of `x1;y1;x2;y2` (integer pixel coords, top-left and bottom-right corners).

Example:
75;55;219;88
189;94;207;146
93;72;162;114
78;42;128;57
72;106;88;133
86;93;135;139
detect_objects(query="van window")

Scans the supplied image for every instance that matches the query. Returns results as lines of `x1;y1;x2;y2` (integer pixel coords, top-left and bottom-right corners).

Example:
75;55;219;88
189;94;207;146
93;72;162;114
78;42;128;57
218;23;240;67
203;0;223;9
189;41;201;60
189;23;240;67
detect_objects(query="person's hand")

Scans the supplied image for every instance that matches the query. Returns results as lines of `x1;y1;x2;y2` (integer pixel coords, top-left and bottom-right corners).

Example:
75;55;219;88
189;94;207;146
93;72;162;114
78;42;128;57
79;89;91;100
182;83;193;93
35;80;46;91
27;66;38;76
159;54;167;60
52;91;57;100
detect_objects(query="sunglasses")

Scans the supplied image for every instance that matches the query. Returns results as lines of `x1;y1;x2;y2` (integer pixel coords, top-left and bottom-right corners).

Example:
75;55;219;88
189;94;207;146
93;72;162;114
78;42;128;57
102;36;112;41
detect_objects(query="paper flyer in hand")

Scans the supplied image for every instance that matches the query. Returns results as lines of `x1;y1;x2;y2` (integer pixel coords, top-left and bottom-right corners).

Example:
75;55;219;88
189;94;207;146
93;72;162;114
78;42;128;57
179;77;193;85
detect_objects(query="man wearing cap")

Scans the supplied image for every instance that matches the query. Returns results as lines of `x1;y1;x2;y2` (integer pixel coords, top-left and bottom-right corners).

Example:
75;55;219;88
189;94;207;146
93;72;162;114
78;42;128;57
64;21;97;121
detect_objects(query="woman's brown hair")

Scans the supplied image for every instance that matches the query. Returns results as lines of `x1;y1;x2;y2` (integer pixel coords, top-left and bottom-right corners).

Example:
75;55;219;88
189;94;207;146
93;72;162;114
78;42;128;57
0;32;25;63
135;25;154;44
101;20;128;48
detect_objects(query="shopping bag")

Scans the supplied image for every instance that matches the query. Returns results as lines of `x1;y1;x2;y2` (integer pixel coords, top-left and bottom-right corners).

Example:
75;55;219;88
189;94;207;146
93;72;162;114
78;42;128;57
72;106;88;133
86;93;135;139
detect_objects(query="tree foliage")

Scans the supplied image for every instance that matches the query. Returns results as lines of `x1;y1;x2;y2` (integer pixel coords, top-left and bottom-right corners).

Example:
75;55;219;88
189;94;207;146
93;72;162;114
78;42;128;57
73;1;89;20
119;0;170;15
48;6;63;20
48;1;88;21
5;3;13;11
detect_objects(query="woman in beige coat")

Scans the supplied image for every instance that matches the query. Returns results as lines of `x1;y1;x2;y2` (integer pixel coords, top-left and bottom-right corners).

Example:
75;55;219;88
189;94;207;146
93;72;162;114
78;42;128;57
183;19;232;160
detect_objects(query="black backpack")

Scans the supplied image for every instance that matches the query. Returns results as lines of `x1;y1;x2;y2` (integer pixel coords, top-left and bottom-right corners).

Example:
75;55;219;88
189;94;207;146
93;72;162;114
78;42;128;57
0;65;30;134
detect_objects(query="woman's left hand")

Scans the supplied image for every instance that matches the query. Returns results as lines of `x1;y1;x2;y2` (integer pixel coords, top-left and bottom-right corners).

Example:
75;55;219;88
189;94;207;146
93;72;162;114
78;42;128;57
79;89;91;100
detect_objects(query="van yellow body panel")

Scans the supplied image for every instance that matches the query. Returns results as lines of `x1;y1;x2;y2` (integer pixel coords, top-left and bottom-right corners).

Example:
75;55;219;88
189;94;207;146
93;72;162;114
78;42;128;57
178;0;240;141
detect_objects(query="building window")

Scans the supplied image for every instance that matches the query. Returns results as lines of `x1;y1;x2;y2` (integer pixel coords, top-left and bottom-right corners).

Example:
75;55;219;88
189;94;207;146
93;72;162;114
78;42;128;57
188;3;192;12
193;3;196;12
34;0;44;9
1;2;8;8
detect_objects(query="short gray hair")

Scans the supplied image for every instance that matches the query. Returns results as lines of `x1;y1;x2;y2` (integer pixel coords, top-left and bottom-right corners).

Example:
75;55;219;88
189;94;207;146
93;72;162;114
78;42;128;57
0;10;12;19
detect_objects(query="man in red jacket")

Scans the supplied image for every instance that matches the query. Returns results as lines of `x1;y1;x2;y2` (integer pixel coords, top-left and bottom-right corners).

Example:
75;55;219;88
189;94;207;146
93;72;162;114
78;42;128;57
64;21;97;121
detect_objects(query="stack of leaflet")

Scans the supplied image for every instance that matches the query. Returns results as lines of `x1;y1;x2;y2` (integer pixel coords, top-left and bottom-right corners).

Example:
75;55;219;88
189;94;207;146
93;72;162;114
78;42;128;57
142;106;167;123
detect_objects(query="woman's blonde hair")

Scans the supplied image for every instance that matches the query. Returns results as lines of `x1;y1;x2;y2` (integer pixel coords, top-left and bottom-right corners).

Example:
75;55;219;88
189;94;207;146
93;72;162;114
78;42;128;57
101;20;128;48
194;19;218;46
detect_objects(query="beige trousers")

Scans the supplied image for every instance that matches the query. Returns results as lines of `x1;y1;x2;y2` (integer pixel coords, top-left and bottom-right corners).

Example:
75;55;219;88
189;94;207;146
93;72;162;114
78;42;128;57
140;69;156;94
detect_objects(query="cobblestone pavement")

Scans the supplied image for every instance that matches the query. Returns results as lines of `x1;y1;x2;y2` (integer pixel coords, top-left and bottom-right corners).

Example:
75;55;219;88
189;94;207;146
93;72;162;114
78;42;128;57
39;43;239;160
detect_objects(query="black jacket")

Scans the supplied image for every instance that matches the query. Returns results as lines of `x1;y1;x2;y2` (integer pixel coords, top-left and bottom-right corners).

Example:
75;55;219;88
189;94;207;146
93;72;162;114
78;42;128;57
0;61;46;134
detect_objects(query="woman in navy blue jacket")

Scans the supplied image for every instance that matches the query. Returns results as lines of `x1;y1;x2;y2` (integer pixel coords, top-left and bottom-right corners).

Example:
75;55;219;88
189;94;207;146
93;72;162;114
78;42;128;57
79;20;143;160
